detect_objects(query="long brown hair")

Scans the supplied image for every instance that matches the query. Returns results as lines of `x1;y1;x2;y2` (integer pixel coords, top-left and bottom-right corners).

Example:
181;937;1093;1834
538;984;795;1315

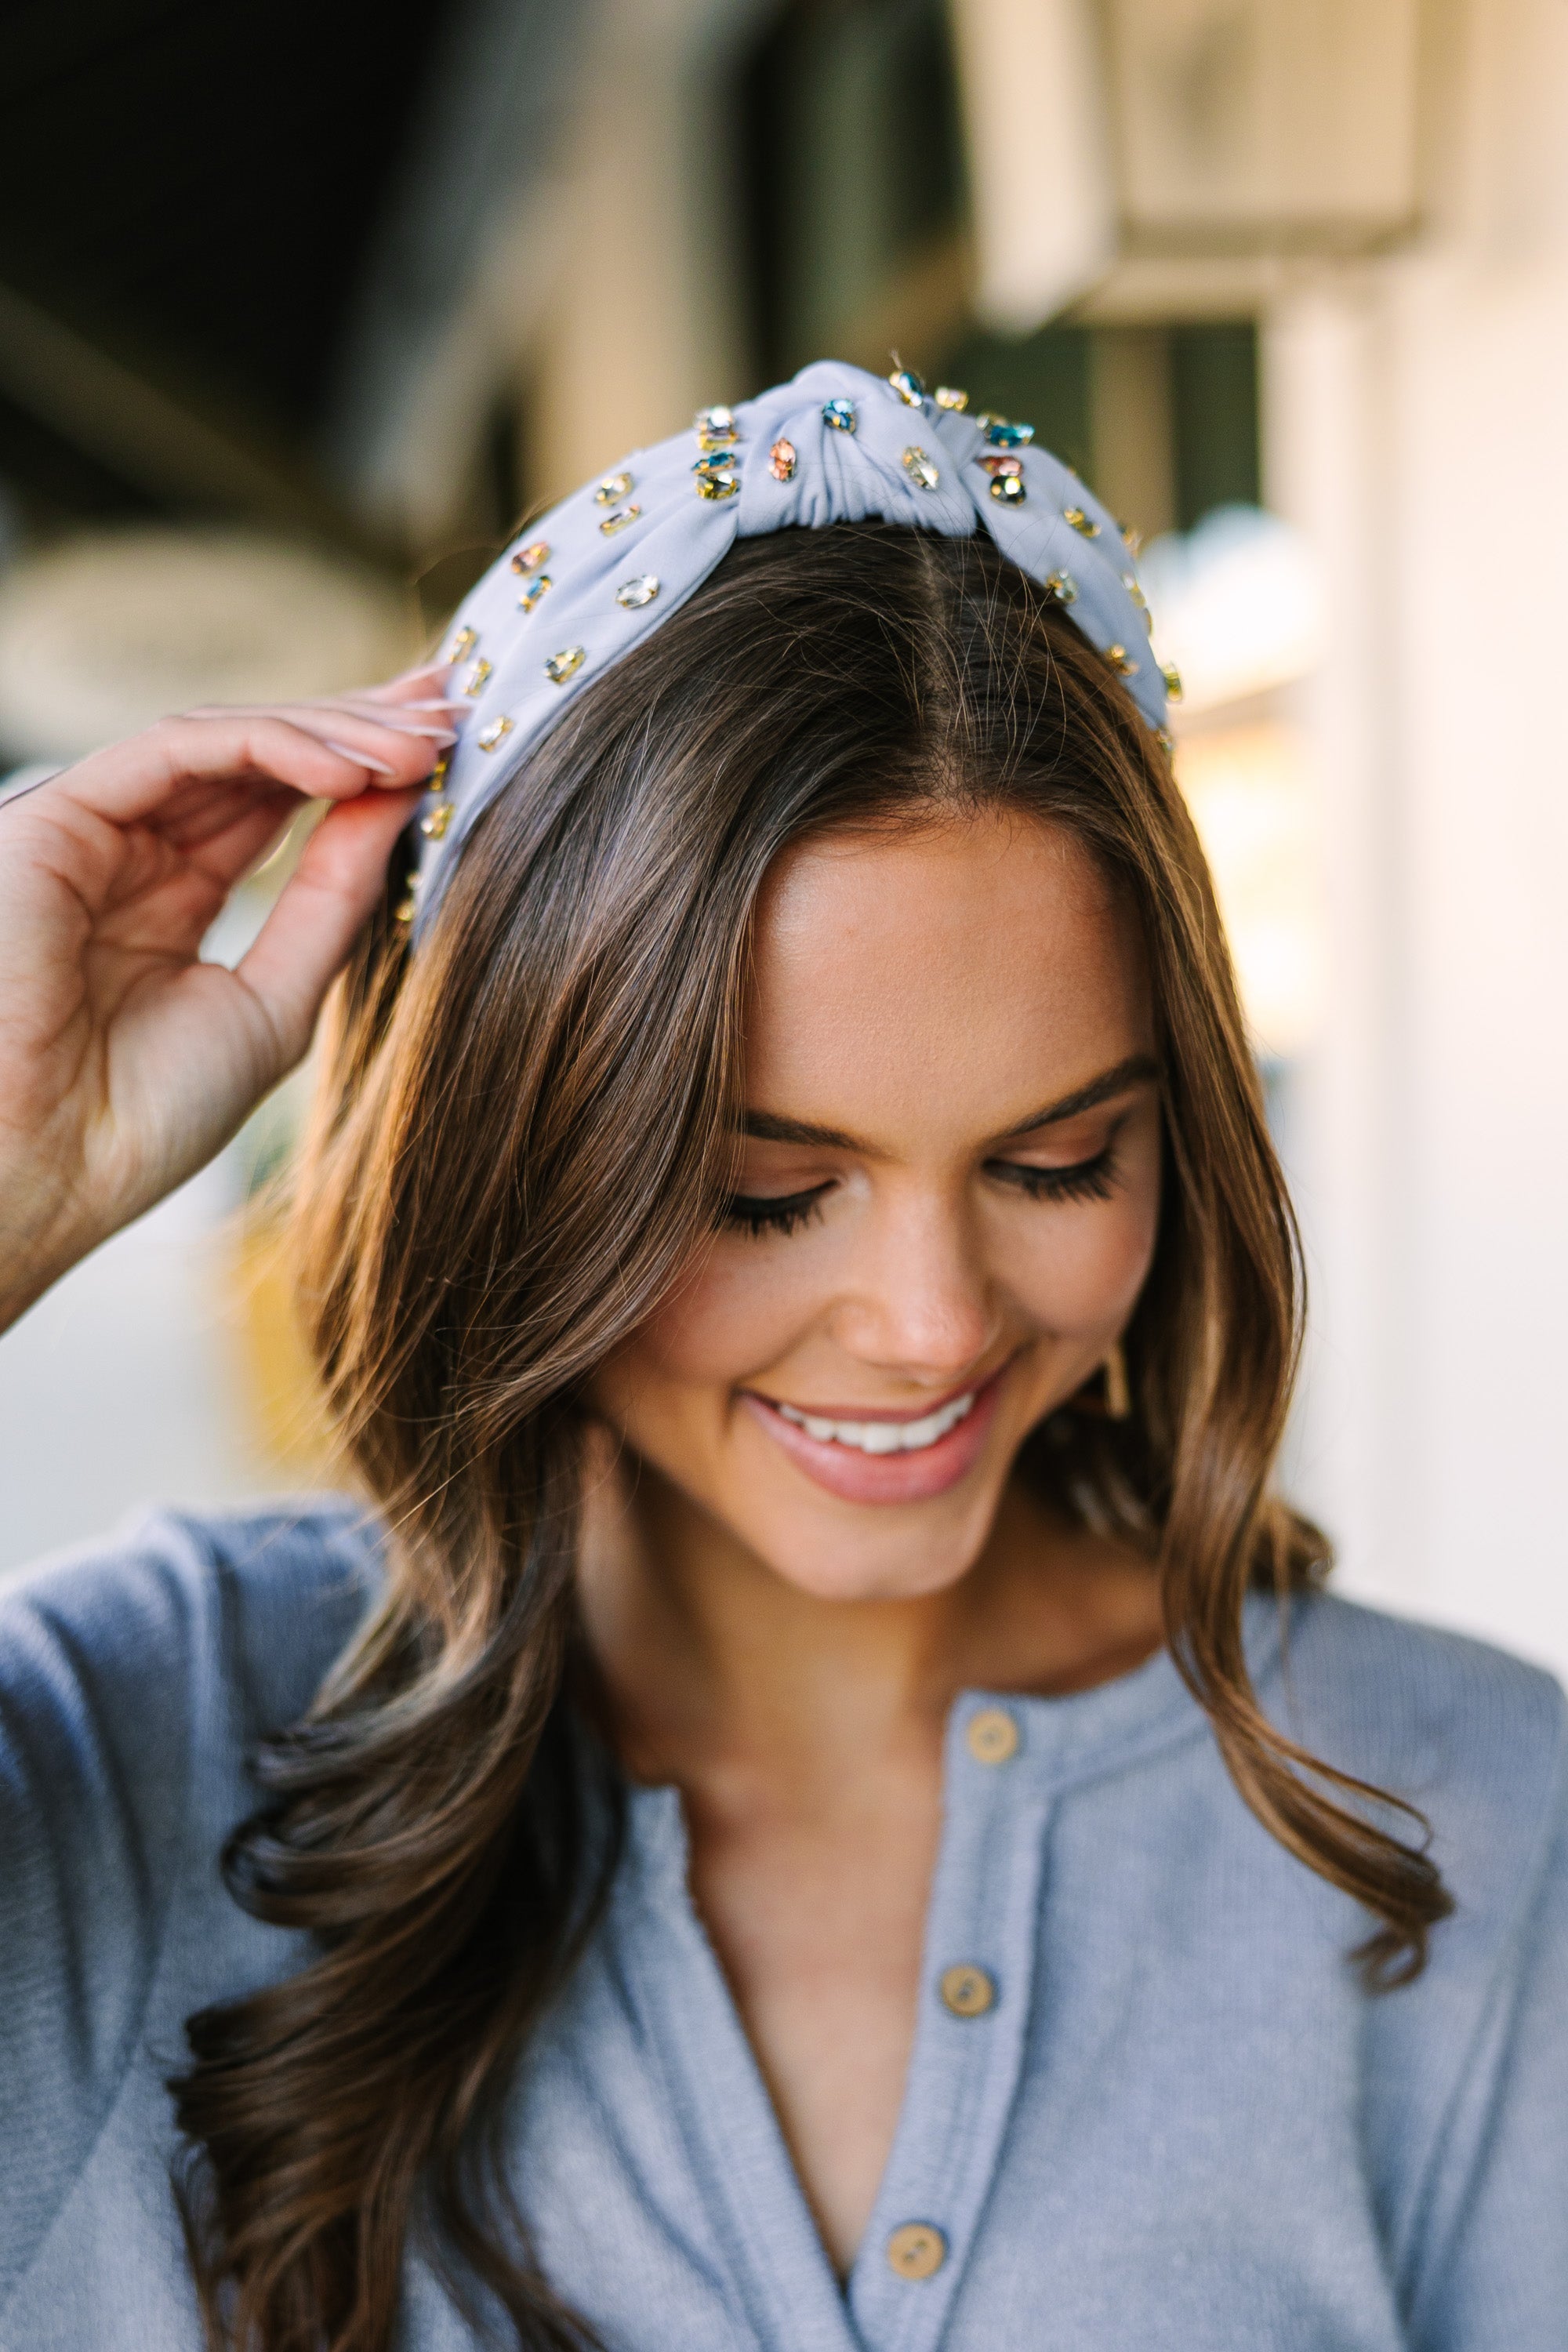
172;522;1450;2349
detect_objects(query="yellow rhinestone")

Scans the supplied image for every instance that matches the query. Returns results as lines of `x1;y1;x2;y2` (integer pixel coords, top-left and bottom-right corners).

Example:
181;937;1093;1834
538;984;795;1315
966;1708;1019;1765
695;474;739;501
1107;644;1139;677
886;2223;946;2281
510;539;549;574
599;503;641;534
476;715;514;750
428;749;451;790
1161;662;1183;701
938;1963;996;2018
934;385;968;411
447;625;477;664
419;800;452;840
594;470;633;504
1064;506;1101;538
544;646;585;684
463;658;492;696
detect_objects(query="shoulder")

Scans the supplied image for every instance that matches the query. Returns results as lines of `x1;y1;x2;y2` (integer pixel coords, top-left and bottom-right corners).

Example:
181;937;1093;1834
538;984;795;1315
1260;1588;1567;1911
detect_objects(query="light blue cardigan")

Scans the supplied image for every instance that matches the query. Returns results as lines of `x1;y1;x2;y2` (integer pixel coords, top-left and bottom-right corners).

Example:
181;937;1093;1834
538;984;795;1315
2;1501;1564;2350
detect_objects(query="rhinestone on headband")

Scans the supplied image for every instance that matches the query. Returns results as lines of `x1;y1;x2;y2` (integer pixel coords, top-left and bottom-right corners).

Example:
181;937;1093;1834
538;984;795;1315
448;626;477;662
691;451;736;480
982;416;1035;448
518;575;551;615
419;800;453;840
1107;644;1138;677
1064;506;1101;539
888;366;925;406
902;446;939;489
477;715;514;749
770;437;797;481
594;471;633;504
695;405;736;441
599;504;641;534
616;574;659;608
1044;570;1078;603
696;474;739;500
823;398;856;432
935;385;968;411
990;474;1026;505
545;647;585;684
511;540;549;575
463;659;492;696
1161;662;1183;700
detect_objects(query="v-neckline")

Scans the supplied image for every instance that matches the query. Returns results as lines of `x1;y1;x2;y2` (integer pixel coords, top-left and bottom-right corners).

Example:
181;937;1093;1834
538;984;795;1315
610;1617;1260;2350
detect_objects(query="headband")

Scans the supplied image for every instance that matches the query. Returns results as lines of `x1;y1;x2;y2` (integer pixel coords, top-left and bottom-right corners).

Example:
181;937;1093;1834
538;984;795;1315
403;358;1175;941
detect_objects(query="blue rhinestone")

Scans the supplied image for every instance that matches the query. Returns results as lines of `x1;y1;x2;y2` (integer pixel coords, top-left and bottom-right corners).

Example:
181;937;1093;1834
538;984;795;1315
982;417;1035;448
822;398;857;433
887;366;926;406
691;450;739;477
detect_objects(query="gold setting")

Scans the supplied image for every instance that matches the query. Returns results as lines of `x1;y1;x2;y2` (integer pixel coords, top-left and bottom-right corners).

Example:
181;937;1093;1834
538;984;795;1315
594;470;633;505
477;715;514;750
902;445;939;490
447;625;477;664
510;540;549;575
599;503;641;535
934;385;968;411
1063;506;1101;538
544;646;586;684
463;658;492;697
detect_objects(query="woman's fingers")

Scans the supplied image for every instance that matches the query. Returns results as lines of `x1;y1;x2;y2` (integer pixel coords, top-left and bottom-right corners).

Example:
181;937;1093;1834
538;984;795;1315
234;786;422;1068
40;709;450;833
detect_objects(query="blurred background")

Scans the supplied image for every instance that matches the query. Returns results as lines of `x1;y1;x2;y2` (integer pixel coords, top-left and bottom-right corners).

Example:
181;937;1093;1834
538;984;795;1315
2;0;1564;1676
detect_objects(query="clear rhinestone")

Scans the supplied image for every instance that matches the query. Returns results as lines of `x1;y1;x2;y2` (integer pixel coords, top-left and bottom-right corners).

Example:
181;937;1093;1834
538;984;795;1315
447;625;477;663
695;405;736;438
1107;644;1139;677
1044;569;1079;604
1156;727;1174;756
518;575;552;615
822;397;856;433
463;658;492;696
769;437;797;481
594;470;633;505
695;474;739;500
544;647;586;684
935;385;968;411
1121;521;1143;554
615;574;660;608
599;503;641;535
1161;662;1183;701
419;800;452;840
510;539;549;575
1064;506;1101;538
902;445;939;489
428;749;451;790
477;715;514;749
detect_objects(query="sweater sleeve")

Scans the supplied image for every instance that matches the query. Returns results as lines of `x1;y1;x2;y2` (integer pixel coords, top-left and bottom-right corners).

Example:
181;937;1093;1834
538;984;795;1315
0;1503;375;2310
1405;1697;1568;2350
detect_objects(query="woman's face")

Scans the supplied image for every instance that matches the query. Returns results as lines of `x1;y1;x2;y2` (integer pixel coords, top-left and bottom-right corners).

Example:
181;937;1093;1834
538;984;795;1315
590;808;1163;1603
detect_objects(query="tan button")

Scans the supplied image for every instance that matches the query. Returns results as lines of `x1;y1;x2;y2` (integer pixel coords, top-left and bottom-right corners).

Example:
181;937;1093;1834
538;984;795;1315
939;1962;996;2018
966;1706;1019;1765
886;2222;948;2281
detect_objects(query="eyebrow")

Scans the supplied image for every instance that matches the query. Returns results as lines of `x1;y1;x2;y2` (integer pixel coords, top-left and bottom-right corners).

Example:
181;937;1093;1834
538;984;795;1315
739;1052;1162;1155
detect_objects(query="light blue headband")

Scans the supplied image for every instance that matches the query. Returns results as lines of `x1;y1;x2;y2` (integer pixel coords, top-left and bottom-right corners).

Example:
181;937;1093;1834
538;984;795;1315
404;358;1174;942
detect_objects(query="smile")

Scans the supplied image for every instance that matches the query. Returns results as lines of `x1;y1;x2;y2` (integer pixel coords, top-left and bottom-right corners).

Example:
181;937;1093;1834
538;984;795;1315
772;1391;977;1455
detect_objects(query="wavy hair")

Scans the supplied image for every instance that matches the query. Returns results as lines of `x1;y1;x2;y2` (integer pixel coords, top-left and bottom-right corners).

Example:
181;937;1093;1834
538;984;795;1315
171;522;1450;2349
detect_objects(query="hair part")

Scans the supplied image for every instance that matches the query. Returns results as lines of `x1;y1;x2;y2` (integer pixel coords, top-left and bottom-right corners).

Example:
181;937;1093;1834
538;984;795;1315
170;523;1450;2350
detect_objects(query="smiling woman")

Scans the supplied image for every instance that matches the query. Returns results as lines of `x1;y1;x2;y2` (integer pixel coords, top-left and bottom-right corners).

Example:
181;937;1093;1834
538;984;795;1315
1;492;1564;2352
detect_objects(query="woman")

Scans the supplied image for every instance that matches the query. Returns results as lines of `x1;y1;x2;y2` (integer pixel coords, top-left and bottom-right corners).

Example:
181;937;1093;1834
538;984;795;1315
1;363;1563;2352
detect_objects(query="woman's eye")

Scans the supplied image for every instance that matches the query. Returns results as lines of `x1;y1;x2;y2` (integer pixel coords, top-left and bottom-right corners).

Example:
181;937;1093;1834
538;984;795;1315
989;1145;1119;1206
720;1184;832;1239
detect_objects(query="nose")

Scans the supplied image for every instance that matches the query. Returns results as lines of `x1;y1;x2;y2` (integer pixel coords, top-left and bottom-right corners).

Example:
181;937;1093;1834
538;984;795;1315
829;1184;998;1384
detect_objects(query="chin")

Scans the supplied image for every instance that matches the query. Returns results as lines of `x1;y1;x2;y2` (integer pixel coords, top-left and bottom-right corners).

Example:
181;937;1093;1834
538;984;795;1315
733;1483;1005;1606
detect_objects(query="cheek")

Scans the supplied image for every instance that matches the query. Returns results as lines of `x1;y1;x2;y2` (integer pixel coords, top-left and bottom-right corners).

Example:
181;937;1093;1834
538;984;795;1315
601;1239;827;1398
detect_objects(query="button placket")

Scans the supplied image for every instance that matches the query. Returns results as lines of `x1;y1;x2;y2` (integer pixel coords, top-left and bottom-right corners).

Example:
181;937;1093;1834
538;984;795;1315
849;1700;1051;2352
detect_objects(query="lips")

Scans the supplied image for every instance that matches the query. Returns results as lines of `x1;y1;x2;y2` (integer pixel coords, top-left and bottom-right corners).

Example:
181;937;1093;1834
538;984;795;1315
739;1363;1008;1505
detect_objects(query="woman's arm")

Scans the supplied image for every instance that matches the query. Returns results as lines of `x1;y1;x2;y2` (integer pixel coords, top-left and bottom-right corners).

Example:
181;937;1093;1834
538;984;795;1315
0;670;456;1330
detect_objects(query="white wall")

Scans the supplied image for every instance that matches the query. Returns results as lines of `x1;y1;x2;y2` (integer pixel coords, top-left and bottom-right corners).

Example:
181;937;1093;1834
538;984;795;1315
1272;0;1568;1678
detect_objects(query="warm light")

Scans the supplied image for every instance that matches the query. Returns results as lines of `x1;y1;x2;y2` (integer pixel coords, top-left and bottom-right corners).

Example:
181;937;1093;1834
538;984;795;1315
1175;722;1324;1062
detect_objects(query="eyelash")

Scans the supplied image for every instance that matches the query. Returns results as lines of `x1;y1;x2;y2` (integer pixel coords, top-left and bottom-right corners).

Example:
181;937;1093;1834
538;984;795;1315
719;1145;1120;1239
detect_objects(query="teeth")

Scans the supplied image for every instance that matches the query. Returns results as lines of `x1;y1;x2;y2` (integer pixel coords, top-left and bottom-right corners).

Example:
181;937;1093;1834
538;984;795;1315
775;1391;976;1454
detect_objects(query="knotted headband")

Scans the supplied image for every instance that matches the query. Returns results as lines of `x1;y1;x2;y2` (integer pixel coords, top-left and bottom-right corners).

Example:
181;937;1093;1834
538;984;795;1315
405;358;1174;942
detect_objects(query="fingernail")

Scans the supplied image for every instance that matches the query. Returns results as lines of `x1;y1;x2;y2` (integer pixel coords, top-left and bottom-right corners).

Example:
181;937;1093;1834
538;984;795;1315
325;740;397;775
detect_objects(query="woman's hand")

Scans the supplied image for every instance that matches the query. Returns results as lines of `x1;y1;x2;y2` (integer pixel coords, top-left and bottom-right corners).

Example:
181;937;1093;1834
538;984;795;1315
0;666;459;1331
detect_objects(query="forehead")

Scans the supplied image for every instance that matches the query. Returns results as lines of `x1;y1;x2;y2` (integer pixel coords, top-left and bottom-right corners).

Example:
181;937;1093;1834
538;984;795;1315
746;809;1151;1133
